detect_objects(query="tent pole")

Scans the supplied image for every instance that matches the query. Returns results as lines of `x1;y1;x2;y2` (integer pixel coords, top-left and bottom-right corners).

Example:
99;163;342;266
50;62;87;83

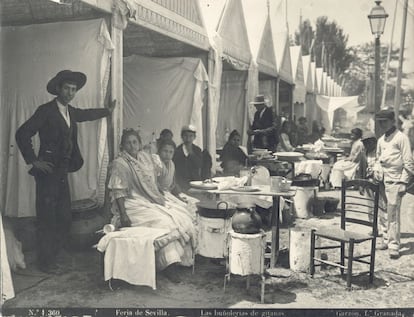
111;10;124;159
394;0;408;120
381;0;398;109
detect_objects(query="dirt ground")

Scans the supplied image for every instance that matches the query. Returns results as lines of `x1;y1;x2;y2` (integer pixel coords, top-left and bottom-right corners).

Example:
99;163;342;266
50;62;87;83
3;190;414;310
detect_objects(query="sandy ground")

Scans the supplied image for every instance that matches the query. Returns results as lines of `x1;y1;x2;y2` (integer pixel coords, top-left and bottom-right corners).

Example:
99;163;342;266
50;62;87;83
3;191;414;310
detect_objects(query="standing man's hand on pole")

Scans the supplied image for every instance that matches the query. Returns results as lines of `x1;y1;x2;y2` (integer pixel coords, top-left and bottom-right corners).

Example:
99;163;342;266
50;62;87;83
107;99;117;113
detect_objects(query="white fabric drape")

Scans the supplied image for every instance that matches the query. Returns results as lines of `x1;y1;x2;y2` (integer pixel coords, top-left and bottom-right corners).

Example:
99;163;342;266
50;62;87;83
0;19;113;217
315;95;359;133
244;61;259;146
206;34;223;173
123;55;208;149
1;216;14;304
216;70;248;148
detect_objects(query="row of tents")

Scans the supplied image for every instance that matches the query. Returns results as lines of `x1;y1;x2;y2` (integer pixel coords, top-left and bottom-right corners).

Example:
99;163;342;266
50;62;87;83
0;0;349;218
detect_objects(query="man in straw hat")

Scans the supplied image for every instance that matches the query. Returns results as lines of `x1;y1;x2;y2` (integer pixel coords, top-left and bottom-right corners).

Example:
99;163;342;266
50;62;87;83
374;108;414;259
15;70;116;273
247;94;276;151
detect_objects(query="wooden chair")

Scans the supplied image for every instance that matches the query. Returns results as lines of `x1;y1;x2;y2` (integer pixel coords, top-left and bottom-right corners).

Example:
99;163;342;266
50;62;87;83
310;179;380;290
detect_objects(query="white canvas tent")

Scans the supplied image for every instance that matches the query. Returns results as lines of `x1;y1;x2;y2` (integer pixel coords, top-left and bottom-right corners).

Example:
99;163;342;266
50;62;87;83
107;0;211;153
123;55;208;148
243;2;278;125
316;95;360;133
0;18;113;217
200;0;254;148
290;46;306;120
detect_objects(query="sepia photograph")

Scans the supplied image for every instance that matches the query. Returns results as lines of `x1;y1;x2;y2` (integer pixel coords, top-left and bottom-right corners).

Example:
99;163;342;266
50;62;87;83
1;0;413;316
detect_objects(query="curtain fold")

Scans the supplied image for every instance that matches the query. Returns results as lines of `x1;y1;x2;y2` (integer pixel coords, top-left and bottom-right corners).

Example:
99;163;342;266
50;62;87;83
0;19;113;217
123;55;208;149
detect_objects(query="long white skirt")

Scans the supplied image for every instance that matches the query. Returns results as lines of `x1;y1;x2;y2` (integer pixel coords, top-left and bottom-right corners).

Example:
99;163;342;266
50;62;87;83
113;191;197;270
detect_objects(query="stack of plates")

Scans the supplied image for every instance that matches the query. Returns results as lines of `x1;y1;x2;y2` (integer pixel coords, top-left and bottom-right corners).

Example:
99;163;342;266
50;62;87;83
274;152;304;161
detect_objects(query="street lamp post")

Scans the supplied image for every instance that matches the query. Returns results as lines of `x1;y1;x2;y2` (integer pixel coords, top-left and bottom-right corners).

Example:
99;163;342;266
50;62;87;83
368;0;388;137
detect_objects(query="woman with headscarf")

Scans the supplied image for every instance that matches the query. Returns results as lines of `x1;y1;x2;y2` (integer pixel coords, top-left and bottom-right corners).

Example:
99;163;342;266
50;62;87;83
330;128;364;187
220;129;248;176
108;129;197;282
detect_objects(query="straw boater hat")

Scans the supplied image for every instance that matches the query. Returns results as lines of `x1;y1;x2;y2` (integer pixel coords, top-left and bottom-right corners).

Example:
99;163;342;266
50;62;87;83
250;94;268;106
181;124;197;133
47;70;87;95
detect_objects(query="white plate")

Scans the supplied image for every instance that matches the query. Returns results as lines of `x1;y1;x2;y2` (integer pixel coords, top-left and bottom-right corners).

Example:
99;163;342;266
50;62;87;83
190;181;218;190
323;147;343;152
230;186;260;192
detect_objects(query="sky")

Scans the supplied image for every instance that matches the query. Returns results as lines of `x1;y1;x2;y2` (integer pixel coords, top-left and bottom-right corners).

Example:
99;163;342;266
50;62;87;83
199;0;414;88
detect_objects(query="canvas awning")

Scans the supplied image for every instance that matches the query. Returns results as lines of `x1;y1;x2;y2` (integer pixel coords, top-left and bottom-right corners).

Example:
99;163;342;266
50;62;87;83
290;46;306;104
316;95;360;132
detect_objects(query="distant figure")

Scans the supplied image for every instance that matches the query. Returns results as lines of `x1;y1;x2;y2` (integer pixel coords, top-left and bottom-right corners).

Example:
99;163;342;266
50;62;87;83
276;120;295;152
173;125;203;192
247;95;276;151
374;109;414;259
330;128;364;187
313;127;326;152
309;121;324;144
220;130;248;176
360;131;387;235
156;129;174;152
296;117;308;146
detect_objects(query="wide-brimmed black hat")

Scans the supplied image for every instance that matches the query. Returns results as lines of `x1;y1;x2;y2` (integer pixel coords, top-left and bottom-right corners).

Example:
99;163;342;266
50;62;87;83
47;70;87;95
375;108;395;121
250;94;268;105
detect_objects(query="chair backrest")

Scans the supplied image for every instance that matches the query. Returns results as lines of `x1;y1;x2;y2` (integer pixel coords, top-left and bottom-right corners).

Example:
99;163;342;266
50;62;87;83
340;179;380;235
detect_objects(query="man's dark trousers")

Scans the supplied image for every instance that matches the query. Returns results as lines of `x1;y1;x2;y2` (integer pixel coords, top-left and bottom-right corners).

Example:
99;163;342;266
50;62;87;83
35;168;71;268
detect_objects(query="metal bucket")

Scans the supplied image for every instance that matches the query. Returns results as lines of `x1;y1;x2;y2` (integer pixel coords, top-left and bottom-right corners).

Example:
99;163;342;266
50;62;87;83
196;201;236;258
293;186;318;218
227;230;266;276
197;216;232;258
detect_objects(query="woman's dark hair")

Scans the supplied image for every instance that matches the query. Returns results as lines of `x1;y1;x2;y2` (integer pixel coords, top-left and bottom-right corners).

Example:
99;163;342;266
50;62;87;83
160;129;173;138
120;128;141;150
228;129;241;141
158;139;176;151
351;128;363;139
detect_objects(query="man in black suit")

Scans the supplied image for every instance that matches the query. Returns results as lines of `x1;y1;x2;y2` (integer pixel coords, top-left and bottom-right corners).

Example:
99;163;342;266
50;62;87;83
15;70;116;273
247;95;277;151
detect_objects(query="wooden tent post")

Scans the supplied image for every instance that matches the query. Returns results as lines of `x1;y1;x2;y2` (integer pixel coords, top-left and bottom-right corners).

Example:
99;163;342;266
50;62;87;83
111;11;124;158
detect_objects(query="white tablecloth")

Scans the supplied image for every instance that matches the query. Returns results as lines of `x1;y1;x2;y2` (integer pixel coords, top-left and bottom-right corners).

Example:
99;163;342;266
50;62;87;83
295;160;323;179
97;227;170;290
1;216;15;304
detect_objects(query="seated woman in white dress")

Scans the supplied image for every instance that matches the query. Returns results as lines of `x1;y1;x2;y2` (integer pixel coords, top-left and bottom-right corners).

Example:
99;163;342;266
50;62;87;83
330;128;364;187
108;129;197;283
157;139;199;205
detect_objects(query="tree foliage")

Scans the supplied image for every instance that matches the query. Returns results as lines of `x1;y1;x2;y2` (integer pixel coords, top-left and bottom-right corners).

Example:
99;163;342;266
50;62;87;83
294;16;353;76
342;43;413;108
294;19;313;55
